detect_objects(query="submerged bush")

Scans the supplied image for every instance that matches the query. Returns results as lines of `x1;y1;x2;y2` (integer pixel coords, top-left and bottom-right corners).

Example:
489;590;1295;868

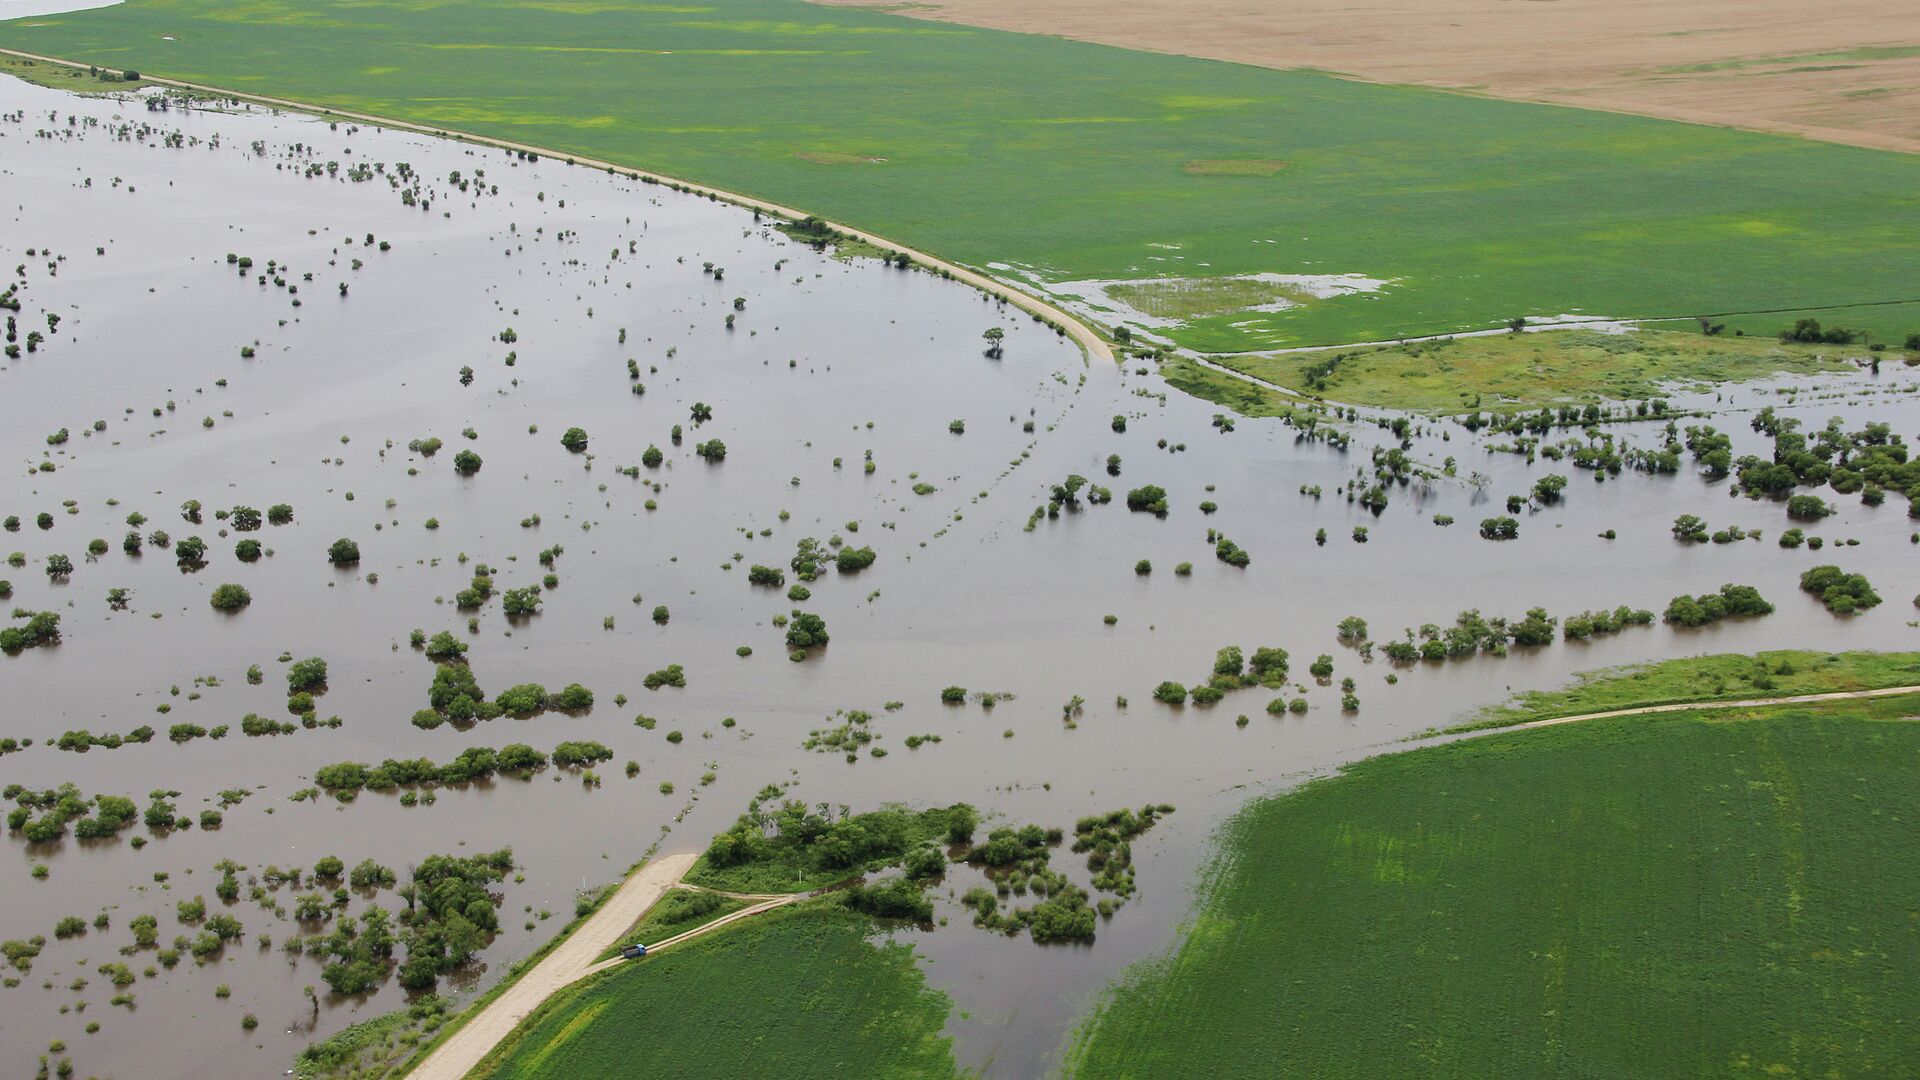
1664;584;1774;627
327;538;360;565
1799;565;1881;614
208;583;251;610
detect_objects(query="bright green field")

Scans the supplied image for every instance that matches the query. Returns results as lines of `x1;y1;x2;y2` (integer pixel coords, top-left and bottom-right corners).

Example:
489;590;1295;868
1066;695;1920;1078
4;0;1919;350
476;907;957;1080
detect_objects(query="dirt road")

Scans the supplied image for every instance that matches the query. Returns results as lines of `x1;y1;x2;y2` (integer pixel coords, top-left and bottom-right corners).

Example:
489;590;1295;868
576;893;802;980
1492;683;1920;735
406;851;700;1080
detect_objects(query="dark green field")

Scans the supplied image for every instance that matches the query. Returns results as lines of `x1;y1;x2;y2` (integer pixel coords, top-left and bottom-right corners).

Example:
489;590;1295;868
4;0;1919;351
477;907;957;1080
1066;695;1920;1078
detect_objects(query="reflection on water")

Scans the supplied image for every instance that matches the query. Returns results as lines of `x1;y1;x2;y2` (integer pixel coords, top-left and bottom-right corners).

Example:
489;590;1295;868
1;78;1916;1078
0;0;120;20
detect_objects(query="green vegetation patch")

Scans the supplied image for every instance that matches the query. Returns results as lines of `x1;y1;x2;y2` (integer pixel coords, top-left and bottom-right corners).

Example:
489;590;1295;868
595;888;750;961
1460;649;1920;732
1068;695;1920;1078
477;907;957;1080
8;0;1920;350
690;797;971;893
1157;357;1318;425
1106;276;1310;321
294;995;451;1080
0;52;147;92
1224;328;1860;414
794;149;887;165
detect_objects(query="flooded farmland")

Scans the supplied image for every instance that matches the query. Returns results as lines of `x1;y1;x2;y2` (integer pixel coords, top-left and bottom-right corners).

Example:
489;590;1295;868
2;75;1917;1079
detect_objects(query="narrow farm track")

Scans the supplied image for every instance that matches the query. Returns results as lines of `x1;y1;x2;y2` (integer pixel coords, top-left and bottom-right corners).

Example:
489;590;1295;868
669;882;795;901
1493;683;1920;734
405;854;817;1080
577;894;802;979
0;47;1115;365
406;852;699;1080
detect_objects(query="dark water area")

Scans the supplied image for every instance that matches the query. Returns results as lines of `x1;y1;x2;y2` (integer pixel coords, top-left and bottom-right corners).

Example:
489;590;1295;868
2;77;1917;1078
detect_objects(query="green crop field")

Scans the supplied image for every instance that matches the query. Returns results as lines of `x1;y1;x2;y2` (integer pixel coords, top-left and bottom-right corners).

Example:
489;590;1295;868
476;907;958;1080
1066;694;1920;1078
4;0;1919;352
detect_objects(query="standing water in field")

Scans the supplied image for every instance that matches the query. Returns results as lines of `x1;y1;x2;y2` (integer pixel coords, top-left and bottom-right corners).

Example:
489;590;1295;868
1;76;1918;1078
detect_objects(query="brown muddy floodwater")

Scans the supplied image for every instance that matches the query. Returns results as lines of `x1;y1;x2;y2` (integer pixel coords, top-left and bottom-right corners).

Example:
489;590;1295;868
1;77;1917;1079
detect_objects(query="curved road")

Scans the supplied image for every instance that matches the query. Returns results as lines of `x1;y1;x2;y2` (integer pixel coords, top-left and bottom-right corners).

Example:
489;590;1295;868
1484;682;1920;736
0;48;1115;365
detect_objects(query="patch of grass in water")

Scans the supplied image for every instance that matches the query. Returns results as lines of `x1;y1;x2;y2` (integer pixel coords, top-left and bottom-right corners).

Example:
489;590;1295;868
1220;327;1861;413
1107;276;1310;320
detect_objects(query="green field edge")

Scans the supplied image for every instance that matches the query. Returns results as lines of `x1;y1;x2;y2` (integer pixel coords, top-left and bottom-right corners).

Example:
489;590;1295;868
1445;649;1920;734
1062;687;1920;1076
465;898;851;1080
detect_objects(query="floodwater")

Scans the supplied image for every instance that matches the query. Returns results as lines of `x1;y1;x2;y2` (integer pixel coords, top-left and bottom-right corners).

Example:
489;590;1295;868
0;0;118;20
2;77;1917;1079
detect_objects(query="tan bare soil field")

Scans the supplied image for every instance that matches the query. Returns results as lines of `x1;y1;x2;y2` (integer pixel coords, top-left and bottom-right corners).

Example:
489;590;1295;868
820;0;1920;151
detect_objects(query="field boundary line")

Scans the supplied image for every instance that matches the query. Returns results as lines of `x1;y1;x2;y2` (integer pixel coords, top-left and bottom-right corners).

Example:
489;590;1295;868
0;45;1114;364
1488;683;1920;735
579;894;802;978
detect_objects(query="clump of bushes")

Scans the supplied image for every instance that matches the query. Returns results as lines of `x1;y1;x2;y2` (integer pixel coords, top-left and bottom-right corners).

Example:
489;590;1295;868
1799;565;1880;614
1125;485;1168;516
1663;583;1774;627
0;610;61;652
835;546;876;573
327;538;360;565
1786;494;1831;521
1561;606;1655;640
208;583;251;610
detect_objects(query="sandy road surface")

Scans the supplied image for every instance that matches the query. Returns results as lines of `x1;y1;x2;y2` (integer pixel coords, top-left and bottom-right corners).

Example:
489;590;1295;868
578;893;802;980
406;851;699;1080
819;0;1920;152
0;47;1115;364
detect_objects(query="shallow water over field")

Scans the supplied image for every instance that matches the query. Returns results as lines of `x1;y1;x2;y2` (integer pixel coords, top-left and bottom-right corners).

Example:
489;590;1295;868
2;78;1918;1079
